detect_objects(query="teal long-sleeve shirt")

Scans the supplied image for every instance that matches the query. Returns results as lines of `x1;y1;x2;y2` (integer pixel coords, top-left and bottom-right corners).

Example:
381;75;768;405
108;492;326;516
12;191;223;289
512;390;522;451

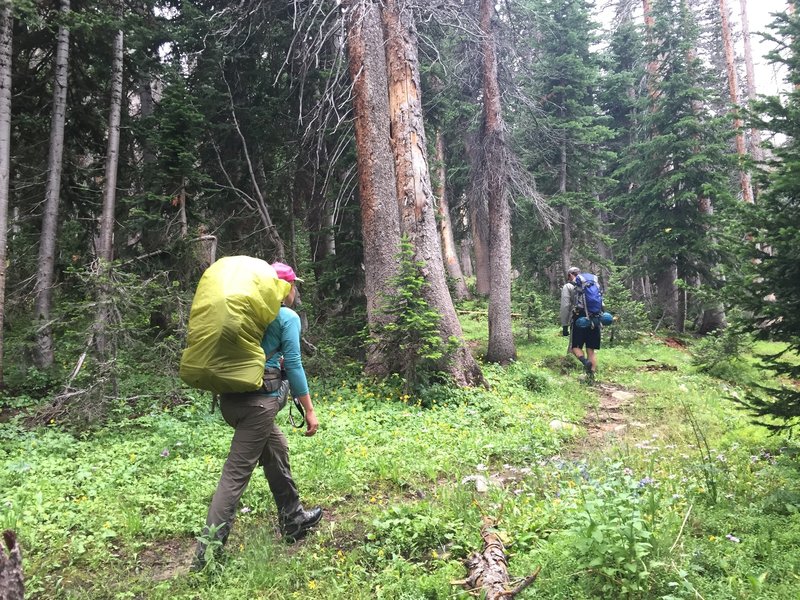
260;306;309;397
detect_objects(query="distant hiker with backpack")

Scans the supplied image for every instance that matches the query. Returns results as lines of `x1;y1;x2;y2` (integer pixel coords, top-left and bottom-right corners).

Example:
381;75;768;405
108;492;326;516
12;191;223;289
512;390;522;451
560;266;604;381
192;261;322;570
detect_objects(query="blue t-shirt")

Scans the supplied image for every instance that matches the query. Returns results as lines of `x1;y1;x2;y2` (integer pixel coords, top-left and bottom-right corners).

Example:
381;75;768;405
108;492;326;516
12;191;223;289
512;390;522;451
260;306;309;397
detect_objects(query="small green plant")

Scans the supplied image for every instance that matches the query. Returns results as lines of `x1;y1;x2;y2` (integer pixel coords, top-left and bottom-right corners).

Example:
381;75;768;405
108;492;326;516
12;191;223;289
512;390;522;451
602;267;650;346
194;523;226;572
681;398;720;505
520;369;550;393
691;325;755;383
371;237;455;392
512;281;556;342
367;503;457;560
562;464;667;598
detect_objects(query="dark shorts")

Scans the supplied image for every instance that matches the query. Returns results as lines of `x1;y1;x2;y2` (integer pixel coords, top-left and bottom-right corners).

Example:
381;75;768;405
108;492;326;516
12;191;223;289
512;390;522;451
571;320;601;350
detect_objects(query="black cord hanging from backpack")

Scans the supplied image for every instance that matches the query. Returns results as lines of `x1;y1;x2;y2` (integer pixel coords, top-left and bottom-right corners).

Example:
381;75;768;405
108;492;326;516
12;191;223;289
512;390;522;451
289;397;306;429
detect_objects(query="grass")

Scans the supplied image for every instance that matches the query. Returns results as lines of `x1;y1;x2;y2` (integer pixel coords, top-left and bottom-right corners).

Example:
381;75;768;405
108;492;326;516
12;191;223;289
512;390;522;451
1;317;800;599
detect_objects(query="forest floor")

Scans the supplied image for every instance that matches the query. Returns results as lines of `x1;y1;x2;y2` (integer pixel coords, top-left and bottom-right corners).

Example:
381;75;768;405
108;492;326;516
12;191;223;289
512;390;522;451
2;316;800;599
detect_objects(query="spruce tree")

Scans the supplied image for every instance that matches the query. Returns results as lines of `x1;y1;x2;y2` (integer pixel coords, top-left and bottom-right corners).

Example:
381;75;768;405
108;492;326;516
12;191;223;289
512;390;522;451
611;0;737;329
736;3;800;430
513;0;613;275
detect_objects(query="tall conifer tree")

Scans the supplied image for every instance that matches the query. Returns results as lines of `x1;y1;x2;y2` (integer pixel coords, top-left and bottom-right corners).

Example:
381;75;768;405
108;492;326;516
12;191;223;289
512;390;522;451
612;0;736;330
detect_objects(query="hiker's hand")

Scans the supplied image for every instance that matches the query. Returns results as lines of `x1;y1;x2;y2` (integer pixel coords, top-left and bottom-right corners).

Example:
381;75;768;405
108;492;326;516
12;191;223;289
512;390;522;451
562;325;569;337
304;409;318;437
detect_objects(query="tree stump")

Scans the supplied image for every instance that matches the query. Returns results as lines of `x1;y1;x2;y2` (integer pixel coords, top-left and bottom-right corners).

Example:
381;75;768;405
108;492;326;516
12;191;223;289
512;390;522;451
0;530;24;600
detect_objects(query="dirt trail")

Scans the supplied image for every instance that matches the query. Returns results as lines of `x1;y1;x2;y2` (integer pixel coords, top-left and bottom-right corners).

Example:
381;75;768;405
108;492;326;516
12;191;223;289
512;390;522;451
567;382;639;455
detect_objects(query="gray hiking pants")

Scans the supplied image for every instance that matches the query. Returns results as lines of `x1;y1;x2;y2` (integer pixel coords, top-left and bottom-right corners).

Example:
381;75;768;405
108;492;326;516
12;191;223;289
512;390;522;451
202;384;301;544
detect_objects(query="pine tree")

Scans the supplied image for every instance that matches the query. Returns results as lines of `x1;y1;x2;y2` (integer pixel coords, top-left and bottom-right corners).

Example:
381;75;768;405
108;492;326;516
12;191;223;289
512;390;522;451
611;0;737;331
736;2;800;430
514;0;613;277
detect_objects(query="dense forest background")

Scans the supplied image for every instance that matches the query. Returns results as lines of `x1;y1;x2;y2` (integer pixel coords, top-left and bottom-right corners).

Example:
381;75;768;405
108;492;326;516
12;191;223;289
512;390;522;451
0;0;798;428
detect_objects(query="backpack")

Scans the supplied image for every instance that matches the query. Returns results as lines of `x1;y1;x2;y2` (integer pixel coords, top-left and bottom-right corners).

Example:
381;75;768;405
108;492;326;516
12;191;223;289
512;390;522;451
179;256;291;394
574;272;603;317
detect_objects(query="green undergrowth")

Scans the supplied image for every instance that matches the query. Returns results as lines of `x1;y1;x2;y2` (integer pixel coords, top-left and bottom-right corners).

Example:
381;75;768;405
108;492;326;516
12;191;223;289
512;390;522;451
1;321;799;599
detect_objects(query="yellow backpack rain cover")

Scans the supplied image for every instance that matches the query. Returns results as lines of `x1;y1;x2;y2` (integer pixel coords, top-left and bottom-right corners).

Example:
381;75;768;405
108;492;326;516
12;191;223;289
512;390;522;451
179;256;291;394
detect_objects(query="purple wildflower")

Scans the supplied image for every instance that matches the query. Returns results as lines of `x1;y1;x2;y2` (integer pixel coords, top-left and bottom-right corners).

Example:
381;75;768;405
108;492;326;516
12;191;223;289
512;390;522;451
160;448;170;458
726;534;740;543
637;476;655;488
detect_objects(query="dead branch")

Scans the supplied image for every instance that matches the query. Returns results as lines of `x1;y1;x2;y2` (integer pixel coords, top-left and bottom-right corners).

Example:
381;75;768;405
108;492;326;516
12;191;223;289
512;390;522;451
453;516;540;599
0;531;24;600
220;63;286;258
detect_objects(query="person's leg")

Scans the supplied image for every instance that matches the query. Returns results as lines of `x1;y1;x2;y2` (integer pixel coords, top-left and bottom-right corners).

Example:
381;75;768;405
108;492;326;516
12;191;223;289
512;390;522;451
194;396;276;567
259;398;322;541
585;326;601;375
586;348;597;372
260;396;301;516
571;326;591;372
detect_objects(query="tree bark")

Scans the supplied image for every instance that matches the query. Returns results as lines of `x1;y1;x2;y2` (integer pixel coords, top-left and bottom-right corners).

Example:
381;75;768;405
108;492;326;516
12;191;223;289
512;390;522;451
0;530;24;600
642;0;659;99
295;147;335;290
0;1;11;387
95;15;124;360
480;0;516;364
559;141;571;275
33;0;70;369
471;198;491;296
720;0;753;203
460;238;474;278
455;517;539;599
345;0;402;376
656;264;680;331
738;0;763;164
434;130;470;301
382;0;484;385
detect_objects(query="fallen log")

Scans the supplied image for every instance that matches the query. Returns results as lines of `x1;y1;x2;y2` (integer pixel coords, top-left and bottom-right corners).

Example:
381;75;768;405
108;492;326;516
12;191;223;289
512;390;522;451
452;517;540;598
0;530;24;600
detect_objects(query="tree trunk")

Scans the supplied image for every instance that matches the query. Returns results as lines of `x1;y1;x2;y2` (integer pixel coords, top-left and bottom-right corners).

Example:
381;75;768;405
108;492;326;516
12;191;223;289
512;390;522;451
471;199;490;296
720;0;753;203
596;201;613;286
33;0;70;369
642;0;659;99
95;16;124;360
296;148;335;290
137;65;164;253
559;140;571;275
460;238;474;278
382;0;484;386
434;130;470;301
480;0;515;364
0;1;11;387
222;71;285;259
656;264;680;331
738;0;762;164
345;0;402;376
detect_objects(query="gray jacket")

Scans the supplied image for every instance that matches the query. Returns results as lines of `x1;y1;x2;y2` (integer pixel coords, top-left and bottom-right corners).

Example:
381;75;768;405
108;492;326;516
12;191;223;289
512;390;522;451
560;282;576;327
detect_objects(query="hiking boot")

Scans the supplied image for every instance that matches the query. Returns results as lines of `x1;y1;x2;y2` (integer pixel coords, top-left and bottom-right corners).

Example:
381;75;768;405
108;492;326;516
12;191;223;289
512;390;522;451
280;506;323;542
190;543;222;572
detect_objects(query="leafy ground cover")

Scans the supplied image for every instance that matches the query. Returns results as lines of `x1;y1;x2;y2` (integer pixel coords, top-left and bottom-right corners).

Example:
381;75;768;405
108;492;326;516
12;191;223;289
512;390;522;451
1;321;799;599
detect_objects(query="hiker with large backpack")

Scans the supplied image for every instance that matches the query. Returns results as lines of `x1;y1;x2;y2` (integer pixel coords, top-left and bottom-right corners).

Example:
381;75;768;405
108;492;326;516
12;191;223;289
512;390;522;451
187;260;322;571
560;266;605;381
